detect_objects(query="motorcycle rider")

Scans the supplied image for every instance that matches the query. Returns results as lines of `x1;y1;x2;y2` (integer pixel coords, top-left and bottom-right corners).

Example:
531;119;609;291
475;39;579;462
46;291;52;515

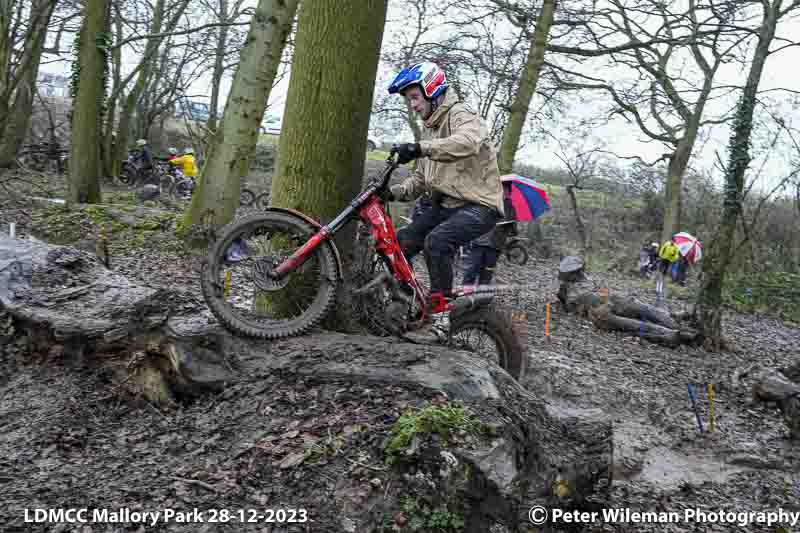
132;138;154;184
168;146;197;178
386;62;504;315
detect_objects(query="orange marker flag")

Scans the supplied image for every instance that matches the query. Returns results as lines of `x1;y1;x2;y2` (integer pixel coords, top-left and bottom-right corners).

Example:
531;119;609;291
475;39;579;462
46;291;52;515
545;303;551;338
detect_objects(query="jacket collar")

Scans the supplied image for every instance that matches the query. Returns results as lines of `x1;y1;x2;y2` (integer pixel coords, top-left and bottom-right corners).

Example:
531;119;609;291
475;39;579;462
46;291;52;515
424;89;459;129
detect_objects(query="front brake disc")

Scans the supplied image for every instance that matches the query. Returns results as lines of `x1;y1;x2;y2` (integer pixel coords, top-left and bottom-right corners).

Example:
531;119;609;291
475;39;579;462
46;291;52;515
252;257;290;291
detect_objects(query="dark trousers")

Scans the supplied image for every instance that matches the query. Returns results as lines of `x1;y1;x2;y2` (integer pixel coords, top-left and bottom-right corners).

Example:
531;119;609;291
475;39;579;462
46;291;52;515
674;257;689;284
397;202;500;296
462;245;499;286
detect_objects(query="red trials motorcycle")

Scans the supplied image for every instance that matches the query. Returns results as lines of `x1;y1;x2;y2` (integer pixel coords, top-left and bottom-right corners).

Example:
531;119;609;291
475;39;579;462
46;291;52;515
201;149;526;380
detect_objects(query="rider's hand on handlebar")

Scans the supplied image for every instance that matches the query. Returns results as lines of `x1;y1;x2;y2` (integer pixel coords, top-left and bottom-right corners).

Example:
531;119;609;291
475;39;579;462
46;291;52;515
387;184;404;202
396;143;421;165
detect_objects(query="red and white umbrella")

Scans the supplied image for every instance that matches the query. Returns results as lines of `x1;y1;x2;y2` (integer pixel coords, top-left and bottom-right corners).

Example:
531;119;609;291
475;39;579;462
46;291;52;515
673;232;702;265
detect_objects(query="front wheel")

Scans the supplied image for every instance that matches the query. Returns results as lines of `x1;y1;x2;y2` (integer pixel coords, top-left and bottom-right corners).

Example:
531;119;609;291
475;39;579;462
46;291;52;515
448;307;526;380
201;211;340;339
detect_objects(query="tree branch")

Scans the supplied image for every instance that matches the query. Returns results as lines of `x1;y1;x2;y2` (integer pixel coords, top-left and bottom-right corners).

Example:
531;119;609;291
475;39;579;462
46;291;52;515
111;20;250;50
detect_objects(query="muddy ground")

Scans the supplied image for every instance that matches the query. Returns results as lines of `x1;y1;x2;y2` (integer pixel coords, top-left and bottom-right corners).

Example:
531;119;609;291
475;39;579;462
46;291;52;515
0;168;798;532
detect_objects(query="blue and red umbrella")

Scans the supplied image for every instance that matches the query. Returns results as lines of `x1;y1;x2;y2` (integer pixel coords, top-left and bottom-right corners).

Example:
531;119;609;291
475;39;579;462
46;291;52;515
500;174;551;222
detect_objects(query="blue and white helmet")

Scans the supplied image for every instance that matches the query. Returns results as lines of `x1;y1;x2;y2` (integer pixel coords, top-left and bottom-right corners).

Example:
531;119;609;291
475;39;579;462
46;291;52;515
388;62;448;100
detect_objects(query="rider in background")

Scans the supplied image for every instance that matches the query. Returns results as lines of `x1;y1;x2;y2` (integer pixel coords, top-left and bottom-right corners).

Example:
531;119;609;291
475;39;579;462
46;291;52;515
132;138;154;183
168;146;198;178
167;147;178;161
462;220;516;288
387;62;504;312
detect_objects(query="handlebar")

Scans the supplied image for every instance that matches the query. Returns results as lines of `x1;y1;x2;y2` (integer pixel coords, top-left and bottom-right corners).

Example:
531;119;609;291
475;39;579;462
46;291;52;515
367;145;401;193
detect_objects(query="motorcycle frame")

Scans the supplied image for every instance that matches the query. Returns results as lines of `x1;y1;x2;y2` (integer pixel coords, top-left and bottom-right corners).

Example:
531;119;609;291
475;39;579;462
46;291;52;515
270;154;462;318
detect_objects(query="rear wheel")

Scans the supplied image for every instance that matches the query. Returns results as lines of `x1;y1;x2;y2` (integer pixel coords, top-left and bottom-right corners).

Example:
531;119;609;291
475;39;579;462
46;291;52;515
201;211;340;339
256;191;271;209
118;163;135;185
505;243;528;266
240;188;256;207
448;307;526;380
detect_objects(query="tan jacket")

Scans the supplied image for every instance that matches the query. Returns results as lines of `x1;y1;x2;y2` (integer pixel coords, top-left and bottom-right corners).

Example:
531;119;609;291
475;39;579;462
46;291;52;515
392;89;504;214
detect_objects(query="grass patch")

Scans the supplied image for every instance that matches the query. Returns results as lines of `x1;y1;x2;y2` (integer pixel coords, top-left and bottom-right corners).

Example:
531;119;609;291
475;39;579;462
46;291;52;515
258;133;280;146
384;402;489;465
399;496;465;532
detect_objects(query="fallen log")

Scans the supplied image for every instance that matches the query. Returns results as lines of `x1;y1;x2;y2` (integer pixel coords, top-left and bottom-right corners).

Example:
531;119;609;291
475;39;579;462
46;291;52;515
557;257;697;347
568;293;697;347
0;237;613;532
752;366;800;440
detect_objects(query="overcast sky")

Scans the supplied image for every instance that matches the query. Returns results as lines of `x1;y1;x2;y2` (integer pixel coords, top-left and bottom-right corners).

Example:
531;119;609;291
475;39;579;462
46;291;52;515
40;0;800;191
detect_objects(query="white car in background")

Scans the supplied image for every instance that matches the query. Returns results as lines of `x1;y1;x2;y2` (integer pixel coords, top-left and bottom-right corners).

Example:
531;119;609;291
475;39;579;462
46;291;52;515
260;115;282;135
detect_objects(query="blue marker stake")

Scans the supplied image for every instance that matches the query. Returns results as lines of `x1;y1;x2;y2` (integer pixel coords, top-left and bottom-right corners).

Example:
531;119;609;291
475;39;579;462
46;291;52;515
687;384;704;433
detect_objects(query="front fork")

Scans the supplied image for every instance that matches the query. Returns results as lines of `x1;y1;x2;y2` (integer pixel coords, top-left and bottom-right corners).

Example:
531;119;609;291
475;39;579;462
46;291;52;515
271;230;330;279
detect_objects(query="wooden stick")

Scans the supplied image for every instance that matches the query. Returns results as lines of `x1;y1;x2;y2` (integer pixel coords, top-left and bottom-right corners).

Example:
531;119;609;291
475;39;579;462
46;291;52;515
223;270;232;298
173;476;219;493
707;383;715;433
687;384;704;433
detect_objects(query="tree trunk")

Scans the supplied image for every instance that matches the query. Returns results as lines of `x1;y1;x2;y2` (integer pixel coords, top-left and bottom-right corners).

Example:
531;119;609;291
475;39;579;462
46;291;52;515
566;185;588;251
694;1;782;348
113;0;166;170
269;0;388;327
0;0;55;168
207;0;229;133
265;0;387;328
0;0;14;132
660;143;688;242
497;0;556;174
660;121;702;243
182;0;298;235
68;0;110;205
102;13;123;177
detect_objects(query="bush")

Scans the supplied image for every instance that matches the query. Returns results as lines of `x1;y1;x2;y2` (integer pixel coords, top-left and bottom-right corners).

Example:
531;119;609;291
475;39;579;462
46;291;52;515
724;271;800;323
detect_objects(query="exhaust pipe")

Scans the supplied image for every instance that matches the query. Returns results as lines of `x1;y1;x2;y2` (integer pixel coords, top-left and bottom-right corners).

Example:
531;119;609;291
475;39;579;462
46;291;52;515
449;293;494;315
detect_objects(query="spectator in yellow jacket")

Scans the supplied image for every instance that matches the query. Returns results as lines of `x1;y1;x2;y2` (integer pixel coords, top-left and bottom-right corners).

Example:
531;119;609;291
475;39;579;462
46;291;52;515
169;147;197;177
656;240;680;297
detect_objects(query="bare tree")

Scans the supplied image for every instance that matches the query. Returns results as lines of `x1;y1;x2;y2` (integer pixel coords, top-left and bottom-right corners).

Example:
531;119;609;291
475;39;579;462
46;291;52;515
0;0;58;167
550;132;604;252
694;0;800;348
111;0;191;174
549;0;755;243
497;0;556;173
183;0;298;231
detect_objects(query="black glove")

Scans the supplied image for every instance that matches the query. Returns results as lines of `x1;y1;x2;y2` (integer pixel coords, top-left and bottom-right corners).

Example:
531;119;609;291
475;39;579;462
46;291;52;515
396;143;422;164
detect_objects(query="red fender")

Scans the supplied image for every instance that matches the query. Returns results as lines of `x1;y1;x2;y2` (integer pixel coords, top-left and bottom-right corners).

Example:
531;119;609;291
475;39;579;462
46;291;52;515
264;206;344;280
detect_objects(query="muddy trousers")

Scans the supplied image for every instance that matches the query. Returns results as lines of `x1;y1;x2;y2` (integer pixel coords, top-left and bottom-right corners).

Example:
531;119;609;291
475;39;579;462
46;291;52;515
397;202;500;296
